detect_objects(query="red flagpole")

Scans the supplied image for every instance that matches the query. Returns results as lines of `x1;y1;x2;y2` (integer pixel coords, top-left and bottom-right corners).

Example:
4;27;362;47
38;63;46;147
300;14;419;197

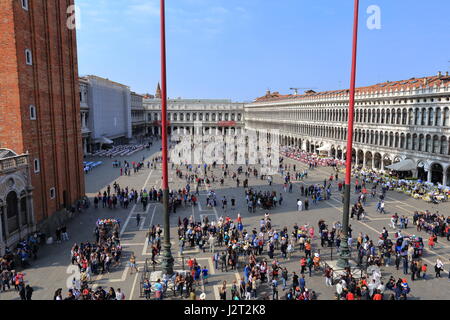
160;0;169;190
338;0;359;268
160;0;174;275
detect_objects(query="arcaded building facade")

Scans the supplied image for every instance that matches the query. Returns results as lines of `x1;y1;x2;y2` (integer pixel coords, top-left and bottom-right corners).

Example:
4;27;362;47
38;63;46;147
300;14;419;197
144;91;245;138
0;0;85;227
245;74;450;185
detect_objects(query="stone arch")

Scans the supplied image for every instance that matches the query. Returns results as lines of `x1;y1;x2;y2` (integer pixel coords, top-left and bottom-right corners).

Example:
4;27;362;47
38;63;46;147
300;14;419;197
417;160;427;181
383;154;392;168
430;162;444;185
365;151;373;168
373;152;382;170
357;149;364;167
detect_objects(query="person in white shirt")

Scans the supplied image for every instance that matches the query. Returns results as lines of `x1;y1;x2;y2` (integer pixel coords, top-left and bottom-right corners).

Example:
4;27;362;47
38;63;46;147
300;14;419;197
116;288;125;300
297;199;303;211
390;216;397;229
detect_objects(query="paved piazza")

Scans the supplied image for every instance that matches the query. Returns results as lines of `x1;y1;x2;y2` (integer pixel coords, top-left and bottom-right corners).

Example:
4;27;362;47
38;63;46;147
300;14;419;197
1;140;449;301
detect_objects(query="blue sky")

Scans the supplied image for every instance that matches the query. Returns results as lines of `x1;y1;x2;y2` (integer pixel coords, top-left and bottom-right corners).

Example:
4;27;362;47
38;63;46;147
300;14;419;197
75;0;450;102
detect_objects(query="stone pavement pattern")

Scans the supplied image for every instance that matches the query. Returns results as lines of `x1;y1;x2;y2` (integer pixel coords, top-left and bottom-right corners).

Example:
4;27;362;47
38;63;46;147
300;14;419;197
1;140;449;300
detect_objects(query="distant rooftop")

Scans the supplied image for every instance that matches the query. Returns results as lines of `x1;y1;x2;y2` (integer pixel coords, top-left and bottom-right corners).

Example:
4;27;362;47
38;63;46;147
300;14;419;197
79;75;130;89
143;97;242;104
253;73;450;103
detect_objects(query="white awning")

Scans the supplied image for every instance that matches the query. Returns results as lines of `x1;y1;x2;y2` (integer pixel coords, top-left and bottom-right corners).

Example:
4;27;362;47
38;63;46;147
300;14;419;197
385;159;415;171
99;137;114;144
317;144;331;152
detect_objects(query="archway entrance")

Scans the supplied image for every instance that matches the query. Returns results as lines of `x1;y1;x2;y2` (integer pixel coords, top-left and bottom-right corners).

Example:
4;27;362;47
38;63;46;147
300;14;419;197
373;153;381;170
417;161;427;181
365;152;373;169
431;163;443;184
357;150;364;167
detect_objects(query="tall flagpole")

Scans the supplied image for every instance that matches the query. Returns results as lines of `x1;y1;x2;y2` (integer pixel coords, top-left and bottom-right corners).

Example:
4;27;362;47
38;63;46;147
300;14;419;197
160;0;174;276
337;0;360;268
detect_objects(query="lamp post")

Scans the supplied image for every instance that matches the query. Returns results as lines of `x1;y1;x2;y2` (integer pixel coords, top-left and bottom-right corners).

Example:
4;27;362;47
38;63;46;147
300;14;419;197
159;0;174;276
337;0;360;268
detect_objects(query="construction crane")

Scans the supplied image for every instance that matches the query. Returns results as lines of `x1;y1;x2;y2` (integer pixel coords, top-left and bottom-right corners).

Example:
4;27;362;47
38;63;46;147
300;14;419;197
289;87;318;95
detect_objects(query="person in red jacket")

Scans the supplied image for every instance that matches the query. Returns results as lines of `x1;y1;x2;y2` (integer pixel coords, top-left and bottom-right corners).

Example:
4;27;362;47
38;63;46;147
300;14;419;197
373;289;383;300
346;289;355;300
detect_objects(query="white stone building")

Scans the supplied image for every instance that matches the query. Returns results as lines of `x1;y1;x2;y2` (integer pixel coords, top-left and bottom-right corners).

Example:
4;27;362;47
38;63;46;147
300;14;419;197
245;73;450;185
0;149;34;255
143;84;245;138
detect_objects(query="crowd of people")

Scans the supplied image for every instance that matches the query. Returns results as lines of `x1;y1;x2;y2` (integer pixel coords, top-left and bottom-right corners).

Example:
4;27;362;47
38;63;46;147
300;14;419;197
69;219;123;289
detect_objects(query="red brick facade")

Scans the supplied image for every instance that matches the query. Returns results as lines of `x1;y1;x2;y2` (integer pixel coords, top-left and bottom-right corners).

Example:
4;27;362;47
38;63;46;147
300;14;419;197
0;0;85;224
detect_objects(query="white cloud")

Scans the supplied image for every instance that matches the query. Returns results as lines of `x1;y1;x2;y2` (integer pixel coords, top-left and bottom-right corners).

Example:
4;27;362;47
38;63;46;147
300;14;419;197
126;0;159;17
210;6;229;15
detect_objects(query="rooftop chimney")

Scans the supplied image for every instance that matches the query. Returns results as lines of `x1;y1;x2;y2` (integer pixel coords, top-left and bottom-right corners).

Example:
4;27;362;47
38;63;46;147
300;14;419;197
438;71;442;77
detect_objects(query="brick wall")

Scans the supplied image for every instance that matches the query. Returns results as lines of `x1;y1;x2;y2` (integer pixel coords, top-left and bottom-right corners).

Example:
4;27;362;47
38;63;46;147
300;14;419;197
0;0;85;226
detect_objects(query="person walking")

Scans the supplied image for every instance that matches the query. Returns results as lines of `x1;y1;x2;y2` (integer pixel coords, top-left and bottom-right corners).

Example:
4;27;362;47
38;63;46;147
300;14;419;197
435;258;444;278
136;213;141;228
271;278;279;300
297;199;303;212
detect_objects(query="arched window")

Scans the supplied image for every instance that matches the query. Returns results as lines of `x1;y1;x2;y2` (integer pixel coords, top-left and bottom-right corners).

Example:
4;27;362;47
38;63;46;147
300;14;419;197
440;136;448;155
435;108;441;126
419;134;424;151
428;108;434;126
443;108;449;126
408;109;413;125
426;135;432;152
421;108;427;125
6;191;19;234
431;135;439;153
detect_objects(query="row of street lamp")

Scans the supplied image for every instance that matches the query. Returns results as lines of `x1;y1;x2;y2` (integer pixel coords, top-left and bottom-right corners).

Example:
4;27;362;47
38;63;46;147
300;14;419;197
158;0;361;276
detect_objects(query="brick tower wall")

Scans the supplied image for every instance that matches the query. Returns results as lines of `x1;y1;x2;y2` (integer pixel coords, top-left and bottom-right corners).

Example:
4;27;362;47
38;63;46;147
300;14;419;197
0;0;85;230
